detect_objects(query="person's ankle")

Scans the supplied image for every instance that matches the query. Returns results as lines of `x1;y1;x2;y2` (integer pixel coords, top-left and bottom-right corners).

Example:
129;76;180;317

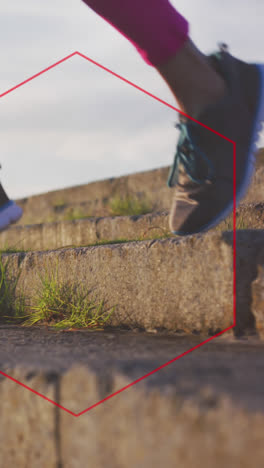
179;80;227;118
157;38;228;118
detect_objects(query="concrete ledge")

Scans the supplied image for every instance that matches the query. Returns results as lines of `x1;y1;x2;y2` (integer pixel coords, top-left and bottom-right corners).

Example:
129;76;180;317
2;230;264;334
60;366;264;468
1;365;264;467
252;264;264;338
1;202;264;252
2;231;235;334
0;368;57;467
0;211;170;252
14;153;264;225
15;166;172;225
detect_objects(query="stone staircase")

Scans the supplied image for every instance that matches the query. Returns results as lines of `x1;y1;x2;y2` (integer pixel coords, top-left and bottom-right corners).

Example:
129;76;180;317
1;202;264;252
1;151;264;467
12;147;264;226
1;149;264;336
1;229;264;336
1;352;264;468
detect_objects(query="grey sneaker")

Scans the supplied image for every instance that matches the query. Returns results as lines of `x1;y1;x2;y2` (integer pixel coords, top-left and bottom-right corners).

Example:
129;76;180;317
168;44;264;235
0;166;23;231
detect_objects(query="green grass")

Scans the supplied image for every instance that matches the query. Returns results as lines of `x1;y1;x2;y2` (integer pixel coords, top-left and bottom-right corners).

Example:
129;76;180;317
45;231;172;251
0;247;28;254
109;195;152;216
215;216;250;231
23;261;114;329
52;198;66;210
46;208;92;223
0;256;114;330
62;207;91;222
0;240;29;254
0;256;26;323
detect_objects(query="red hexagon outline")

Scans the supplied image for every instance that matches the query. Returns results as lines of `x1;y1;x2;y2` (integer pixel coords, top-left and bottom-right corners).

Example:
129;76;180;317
0;51;237;417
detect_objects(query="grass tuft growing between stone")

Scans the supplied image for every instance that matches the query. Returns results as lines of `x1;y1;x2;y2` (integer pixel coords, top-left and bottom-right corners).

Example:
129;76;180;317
0;255;26;323
46;232;173;252
21;261;114;330
52;198;66;211
0;255;114;330
215;215;250;232
62;207;91;222
109;195;152;216
0;240;29;254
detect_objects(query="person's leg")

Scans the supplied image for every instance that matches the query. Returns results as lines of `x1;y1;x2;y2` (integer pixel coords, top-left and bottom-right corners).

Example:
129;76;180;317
83;0;189;67
82;0;264;236
156;39;227;118
82;0;226;118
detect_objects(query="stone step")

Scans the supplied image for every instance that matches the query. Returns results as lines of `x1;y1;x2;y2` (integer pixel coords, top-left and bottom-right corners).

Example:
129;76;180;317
1;334;264;467
0;211;170;252
1;328;264;414
1;230;264;336
14;148;264;226
16;166;172;226
1;202;264;252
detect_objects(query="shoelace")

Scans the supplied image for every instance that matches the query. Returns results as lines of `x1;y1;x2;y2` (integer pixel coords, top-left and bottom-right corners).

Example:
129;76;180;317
167;41;229;189
167;116;216;188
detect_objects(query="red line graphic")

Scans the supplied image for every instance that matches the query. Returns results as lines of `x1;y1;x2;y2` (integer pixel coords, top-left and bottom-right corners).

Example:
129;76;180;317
0;51;237;416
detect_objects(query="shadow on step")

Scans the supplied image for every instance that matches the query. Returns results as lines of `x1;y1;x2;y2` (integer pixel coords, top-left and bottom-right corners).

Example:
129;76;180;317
222;230;264;337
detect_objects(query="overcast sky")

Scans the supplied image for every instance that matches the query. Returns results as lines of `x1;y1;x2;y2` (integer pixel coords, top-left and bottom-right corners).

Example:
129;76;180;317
0;0;264;199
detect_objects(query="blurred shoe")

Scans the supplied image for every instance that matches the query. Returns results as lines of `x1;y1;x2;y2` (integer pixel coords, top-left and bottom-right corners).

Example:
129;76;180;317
0;167;23;231
168;44;264;235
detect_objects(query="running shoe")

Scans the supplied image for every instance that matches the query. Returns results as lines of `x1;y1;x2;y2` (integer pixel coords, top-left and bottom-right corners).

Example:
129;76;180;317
0;166;23;231
168;44;264;235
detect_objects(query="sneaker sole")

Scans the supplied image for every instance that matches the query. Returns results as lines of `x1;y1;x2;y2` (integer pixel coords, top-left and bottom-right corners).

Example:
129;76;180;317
173;63;264;236
0;200;23;231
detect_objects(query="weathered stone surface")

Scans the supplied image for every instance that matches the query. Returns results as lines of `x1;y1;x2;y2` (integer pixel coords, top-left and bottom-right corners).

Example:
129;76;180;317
0;368;57;468
223;230;264;335
217;202;264;231
2;327;264;413
15;166;172;225
60;366;264;468
2;200;264;252
0;211;170;252
2;232;235;334
246;165;264;204
13;148;264;226
252;264;264;338
1;363;264;468
2;230;264;335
